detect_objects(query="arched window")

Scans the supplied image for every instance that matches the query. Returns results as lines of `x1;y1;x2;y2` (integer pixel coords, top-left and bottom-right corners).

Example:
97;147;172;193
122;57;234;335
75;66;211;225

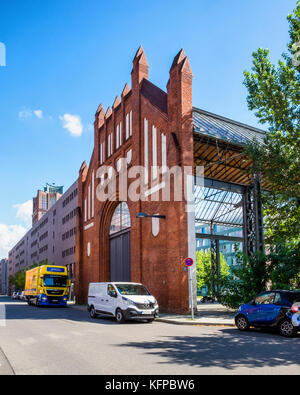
109;202;131;236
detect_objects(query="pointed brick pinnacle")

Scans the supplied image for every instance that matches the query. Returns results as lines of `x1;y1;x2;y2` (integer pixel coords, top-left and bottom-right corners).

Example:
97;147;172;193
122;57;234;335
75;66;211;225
96;104;104;115
122;82;130;97
180;56;193;75
170;48;190;72
105;106;112;119
133;45;149;66
112;96;121;109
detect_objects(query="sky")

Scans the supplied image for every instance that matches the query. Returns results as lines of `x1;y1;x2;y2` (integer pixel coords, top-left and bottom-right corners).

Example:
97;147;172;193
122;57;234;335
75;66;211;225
0;0;297;258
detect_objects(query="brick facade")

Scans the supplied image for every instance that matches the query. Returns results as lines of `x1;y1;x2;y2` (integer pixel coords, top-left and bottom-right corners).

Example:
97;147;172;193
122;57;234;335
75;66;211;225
76;47;194;313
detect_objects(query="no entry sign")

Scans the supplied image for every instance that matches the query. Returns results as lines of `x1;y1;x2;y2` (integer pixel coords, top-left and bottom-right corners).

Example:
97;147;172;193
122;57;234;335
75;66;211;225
184;257;194;267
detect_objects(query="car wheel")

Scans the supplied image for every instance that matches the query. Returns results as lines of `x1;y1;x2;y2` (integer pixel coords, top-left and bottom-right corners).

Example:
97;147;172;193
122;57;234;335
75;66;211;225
116;309;125;324
236;315;250;331
279;319;296;338
90;306;97;319
147;319;154;324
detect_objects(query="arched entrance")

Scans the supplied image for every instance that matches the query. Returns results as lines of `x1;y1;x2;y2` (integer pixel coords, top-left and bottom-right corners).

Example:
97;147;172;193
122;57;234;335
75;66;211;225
109;202;131;282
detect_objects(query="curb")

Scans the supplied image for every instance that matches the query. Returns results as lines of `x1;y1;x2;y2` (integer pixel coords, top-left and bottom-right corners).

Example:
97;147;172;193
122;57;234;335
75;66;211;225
156;318;235;327
69;304;236;327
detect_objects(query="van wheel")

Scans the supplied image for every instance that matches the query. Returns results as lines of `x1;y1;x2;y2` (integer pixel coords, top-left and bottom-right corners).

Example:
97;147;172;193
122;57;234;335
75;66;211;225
116;309;125;324
90;306;97;319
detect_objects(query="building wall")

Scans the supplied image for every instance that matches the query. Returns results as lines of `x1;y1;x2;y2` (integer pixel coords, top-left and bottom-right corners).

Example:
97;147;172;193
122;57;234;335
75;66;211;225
76;47;194;313
0;259;8;295
8;181;78;288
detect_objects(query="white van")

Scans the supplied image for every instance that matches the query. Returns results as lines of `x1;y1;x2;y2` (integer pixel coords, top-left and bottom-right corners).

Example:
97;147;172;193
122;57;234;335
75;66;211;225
87;282;159;323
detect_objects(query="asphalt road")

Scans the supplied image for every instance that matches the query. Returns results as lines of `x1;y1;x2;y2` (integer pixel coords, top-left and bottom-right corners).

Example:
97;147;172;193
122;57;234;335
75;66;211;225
0;296;299;375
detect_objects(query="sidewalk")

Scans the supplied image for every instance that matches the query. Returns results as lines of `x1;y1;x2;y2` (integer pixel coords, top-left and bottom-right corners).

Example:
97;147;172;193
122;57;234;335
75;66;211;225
68;302;236;327
157;304;236;327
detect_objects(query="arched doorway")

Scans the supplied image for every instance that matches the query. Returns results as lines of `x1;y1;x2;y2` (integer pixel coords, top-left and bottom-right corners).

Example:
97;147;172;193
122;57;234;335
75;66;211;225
109;202;131;282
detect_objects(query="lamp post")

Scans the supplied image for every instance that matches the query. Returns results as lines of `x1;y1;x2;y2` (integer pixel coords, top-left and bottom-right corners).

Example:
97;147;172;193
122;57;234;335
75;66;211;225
136;213;166;219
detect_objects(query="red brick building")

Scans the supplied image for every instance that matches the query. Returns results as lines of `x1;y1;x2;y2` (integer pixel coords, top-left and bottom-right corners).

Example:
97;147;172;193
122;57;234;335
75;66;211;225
75;47;195;313
75;46;265;313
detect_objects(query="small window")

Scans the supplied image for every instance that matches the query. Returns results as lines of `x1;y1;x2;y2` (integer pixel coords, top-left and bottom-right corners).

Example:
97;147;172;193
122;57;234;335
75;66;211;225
255;292;275;305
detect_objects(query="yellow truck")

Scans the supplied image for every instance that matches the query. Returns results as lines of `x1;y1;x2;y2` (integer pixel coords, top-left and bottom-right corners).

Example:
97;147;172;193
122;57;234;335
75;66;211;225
24;265;70;307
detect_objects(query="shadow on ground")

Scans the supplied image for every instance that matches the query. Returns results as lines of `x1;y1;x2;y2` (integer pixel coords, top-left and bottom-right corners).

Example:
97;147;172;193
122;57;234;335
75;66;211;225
117;329;300;370
0;297;146;327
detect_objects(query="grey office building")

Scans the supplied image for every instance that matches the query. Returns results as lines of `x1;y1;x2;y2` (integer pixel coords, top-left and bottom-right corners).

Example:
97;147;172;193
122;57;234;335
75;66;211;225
8;181;78;297
0;259;8;295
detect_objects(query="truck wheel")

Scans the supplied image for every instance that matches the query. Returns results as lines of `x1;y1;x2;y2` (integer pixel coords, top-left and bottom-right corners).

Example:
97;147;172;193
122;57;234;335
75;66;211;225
116;309;125;324
279;319;296;338
27;299;31;306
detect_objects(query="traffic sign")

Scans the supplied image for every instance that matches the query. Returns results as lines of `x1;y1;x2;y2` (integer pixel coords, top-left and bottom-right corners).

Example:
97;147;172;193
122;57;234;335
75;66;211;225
184;257;194;267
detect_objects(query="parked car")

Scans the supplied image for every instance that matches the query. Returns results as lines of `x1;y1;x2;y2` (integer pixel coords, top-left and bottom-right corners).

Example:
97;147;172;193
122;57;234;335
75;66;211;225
88;282;159;323
16;291;23;300
11;292;17;299
235;290;300;337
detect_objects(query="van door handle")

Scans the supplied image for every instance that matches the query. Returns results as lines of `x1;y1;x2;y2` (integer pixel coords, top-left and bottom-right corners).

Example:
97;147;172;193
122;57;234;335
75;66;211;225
105;300;109;302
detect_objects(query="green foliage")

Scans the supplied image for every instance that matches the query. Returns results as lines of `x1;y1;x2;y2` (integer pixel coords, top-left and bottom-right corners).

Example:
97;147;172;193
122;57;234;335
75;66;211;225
196;250;229;297
219;251;269;310
243;1;300;244
9;259;50;291
268;240;300;290
220;242;300;309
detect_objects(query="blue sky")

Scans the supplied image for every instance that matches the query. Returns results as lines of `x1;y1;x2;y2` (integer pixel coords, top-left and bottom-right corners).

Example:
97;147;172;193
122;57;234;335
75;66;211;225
0;0;296;257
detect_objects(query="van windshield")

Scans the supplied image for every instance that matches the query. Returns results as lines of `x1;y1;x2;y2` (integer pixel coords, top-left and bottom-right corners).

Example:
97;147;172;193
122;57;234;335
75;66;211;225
116;284;150;296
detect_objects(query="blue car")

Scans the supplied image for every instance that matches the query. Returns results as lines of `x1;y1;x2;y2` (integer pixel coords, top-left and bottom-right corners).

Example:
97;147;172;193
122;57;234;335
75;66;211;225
235;290;300;337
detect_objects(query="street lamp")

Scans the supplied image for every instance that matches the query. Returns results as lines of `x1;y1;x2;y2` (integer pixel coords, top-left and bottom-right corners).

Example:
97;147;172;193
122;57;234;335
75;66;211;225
136;212;166;219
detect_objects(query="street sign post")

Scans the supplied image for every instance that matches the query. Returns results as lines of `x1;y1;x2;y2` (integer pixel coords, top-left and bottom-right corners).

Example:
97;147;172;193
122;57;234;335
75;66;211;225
184;258;194;320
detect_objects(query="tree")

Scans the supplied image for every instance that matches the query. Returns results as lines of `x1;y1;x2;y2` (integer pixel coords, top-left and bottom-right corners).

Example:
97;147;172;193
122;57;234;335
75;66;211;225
243;1;300;244
9;260;49;291
219;251;269;309
268;240;300;290
196;250;229;297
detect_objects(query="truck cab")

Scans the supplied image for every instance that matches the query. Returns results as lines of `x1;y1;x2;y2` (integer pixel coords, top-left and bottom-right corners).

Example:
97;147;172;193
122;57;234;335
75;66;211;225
25;265;70;307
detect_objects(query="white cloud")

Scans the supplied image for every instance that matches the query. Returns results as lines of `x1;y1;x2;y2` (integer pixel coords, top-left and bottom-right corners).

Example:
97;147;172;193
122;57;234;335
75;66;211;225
0;224;27;258
19;109;44;120
13;200;33;228
19;109;32;120
34;110;43;119
60;113;83;137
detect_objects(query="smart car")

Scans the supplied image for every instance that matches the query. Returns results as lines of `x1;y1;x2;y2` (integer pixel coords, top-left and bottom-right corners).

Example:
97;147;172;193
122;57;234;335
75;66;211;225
235;290;300;337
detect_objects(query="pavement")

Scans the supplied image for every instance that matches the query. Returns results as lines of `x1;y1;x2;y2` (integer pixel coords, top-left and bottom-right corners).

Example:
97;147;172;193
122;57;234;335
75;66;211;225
69;301;236;326
1;296;300;375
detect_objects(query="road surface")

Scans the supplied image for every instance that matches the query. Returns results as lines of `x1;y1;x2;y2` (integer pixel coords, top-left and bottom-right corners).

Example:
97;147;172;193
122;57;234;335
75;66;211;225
0;296;299;375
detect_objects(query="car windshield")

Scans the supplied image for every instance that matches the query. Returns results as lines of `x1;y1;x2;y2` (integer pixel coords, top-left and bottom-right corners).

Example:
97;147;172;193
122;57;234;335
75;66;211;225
286;292;300;304
43;275;67;287
116;284;150;296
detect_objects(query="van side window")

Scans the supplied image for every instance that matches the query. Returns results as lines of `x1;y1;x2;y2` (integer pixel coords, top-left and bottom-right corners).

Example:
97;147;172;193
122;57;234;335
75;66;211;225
108;284;116;297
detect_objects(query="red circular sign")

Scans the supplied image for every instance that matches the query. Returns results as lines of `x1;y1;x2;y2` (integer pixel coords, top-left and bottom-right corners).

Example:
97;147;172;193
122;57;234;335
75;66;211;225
184;257;194;267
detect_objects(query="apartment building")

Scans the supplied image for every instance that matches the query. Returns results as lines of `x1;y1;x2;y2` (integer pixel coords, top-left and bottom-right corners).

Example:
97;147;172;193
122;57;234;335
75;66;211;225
32;183;64;226
0;259;8;295
8;181;78;294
